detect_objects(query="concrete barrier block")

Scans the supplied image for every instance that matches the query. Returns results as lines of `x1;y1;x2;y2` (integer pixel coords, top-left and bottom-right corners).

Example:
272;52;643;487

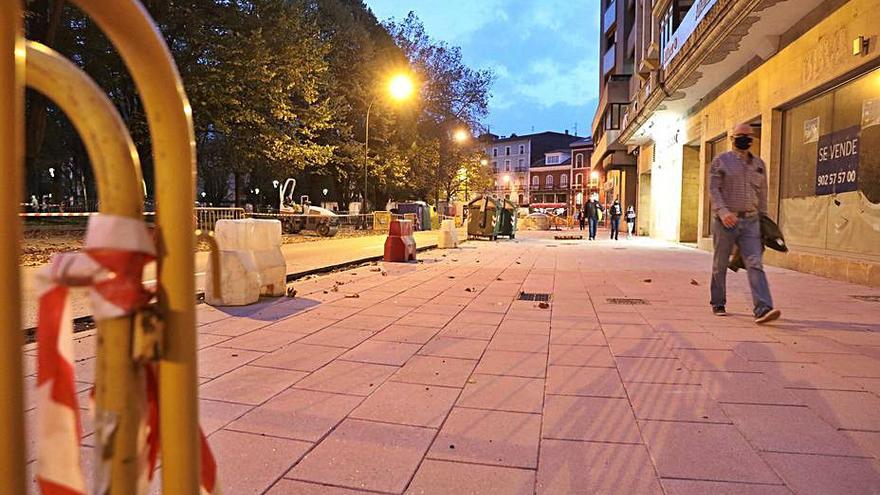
205;251;261;306
438;219;458;249
207;218;287;306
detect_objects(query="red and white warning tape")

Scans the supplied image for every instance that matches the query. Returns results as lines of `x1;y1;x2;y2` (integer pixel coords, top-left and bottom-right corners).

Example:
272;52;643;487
35;214;218;495
21;212;157;218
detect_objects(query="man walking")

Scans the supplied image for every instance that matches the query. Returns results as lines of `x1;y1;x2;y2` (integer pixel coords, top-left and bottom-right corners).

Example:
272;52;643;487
585;197;603;240
709;123;780;324
609;199;622;240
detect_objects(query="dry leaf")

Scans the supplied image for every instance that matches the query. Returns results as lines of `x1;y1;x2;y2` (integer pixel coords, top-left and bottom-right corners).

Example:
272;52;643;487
286;287;297;298
642;279;652;283
344;293;360;298
537;302;550;309
690;279;700;286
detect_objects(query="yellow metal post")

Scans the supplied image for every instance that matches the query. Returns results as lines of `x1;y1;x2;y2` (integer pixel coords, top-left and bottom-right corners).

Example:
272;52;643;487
68;1;200;492
25;41;146;494
0;2;26;494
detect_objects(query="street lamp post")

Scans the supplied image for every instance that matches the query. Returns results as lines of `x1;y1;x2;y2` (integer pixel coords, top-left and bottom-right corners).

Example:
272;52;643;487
363;73;414;214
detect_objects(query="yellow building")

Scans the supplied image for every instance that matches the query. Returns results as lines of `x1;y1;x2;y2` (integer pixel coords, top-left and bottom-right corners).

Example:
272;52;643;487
607;0;880;286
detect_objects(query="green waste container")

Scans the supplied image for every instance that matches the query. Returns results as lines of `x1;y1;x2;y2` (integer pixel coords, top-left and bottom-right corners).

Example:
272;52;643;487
466;195;501;240
497;198;518;239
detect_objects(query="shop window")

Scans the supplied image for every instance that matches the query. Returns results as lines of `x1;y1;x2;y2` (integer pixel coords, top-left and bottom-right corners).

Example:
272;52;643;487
779;68;880;257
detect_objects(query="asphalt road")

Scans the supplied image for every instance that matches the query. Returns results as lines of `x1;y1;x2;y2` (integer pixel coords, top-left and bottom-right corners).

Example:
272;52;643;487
19;229;454;328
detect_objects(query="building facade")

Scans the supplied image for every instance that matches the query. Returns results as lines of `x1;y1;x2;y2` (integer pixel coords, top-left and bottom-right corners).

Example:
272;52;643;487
595;0;880;286
530;150;572;210
591;0;639;213
482;131;581;205
569;138;595;211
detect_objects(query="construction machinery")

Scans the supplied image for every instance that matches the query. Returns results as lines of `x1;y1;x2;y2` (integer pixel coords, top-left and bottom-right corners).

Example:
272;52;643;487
278;178;338;237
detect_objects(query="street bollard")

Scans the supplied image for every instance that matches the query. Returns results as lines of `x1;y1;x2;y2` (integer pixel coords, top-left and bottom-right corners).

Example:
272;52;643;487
437;218;459;249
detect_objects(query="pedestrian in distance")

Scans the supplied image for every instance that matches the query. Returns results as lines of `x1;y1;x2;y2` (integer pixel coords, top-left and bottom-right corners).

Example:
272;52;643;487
708;122;780;324
609;199;622;240
577;209;586;231
585;198;603;240
625;205;636;239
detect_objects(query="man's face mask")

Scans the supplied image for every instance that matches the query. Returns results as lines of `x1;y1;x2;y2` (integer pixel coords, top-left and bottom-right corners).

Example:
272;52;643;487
733;135;753;150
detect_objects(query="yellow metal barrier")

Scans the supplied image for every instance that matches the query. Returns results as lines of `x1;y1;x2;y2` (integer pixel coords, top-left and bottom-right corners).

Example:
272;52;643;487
0;3;26;494
26;40;148;493
373;210;392;231
1;0;201;493
67;2;201;492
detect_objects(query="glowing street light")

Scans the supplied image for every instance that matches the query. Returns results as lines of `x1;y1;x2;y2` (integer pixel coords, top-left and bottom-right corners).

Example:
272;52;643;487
388;73;415;101
365;72;417;212
480;158;488;166
503;175;511;183
590;171;599;180
453;128;470;143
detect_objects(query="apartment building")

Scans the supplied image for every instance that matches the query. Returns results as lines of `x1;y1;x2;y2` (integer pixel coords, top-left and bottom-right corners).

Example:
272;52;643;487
483;131;581;205
569;138;595;210
593;0;880;286
591;0;639;212
529;150;572;210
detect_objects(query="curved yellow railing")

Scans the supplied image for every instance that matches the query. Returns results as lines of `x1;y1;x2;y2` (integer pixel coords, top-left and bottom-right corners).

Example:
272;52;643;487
66;1;201;492
25;40;149;494
1;0;201;493
0;2;26;493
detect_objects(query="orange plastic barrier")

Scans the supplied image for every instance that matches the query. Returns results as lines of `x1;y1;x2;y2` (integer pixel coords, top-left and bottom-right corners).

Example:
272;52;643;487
384;219;416;262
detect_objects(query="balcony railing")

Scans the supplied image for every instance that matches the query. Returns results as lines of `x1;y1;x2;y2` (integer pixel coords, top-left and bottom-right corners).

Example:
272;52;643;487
603;1;616;33
661;0;719;68
603;45;616;76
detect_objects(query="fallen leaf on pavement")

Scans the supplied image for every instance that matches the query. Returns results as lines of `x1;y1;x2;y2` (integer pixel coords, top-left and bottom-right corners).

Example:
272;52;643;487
538;302;550;309
344;293;360;298
690;279;700;286
642;279;652;283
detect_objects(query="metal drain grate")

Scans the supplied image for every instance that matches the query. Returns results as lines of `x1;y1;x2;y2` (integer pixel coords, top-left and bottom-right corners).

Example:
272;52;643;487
606;297;649;305
852;295;880;303
518;292;551;302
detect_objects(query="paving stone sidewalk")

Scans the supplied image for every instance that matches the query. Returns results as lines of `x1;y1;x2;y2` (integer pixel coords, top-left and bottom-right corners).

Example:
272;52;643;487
22;230;880;494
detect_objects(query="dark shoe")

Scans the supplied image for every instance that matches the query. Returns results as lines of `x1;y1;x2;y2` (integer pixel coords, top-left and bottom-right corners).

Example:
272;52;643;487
712;306;727;316
755;308;781;324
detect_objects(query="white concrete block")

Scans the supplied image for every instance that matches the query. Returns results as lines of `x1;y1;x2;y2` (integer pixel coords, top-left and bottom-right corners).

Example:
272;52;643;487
206;219;287;306
437;219;459;249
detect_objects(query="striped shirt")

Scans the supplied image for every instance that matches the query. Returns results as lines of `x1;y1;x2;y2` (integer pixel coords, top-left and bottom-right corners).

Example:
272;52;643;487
708;150;768;218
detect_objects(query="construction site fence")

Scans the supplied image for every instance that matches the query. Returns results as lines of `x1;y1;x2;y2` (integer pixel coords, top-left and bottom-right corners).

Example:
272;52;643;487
22;209;462;233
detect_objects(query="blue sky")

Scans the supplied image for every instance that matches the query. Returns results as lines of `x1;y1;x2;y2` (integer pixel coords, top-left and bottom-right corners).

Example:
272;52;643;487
364;0;601;138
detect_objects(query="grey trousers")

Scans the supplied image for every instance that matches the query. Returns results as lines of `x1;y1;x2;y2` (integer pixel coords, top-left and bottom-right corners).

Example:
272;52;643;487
710;215;773;316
